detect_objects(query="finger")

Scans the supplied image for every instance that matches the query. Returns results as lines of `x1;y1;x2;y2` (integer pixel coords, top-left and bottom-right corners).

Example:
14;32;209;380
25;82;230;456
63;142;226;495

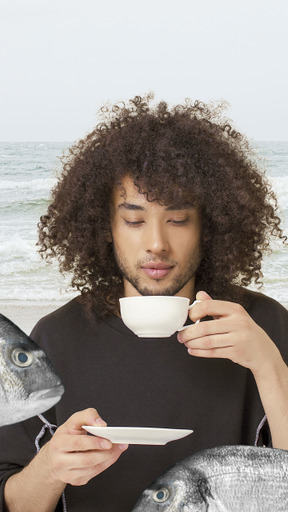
178;318;230;344
59;444;125;470
90;445;128;473
57;432;113;453
189;299;244;323
61;408;106;435
184;333;233;351
58;446;127;485
64;448;126;485
196;290;213;301
187;346;234;359
92;448;125;473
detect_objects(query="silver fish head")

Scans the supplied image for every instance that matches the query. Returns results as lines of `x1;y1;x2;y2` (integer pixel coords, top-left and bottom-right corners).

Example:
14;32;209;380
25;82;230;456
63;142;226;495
0;313;64;426
132;462;212;511
132;445;288;511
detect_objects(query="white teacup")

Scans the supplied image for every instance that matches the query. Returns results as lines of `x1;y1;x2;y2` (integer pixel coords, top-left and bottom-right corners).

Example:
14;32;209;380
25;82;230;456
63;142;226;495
119;296;200;338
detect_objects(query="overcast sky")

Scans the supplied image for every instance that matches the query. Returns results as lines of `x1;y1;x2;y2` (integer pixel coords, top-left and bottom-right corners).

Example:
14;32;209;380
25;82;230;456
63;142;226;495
1;0;287;141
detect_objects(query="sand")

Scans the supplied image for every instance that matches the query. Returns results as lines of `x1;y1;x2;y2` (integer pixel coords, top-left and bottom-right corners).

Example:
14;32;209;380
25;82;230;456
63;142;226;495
0;302;67;335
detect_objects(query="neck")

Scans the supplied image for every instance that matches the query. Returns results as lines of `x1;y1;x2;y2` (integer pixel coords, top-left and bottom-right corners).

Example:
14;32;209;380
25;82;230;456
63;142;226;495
123;279;195;301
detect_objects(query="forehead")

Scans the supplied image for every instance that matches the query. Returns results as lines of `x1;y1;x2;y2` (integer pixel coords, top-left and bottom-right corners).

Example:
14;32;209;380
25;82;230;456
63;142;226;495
111;175;195;211
112;176;147;204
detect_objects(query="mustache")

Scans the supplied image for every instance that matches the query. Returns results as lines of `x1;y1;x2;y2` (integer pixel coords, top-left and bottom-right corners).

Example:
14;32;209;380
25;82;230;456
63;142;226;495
136;256;178;267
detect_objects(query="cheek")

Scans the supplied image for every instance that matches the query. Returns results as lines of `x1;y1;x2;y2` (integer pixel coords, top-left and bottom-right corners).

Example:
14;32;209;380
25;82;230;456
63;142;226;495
172;229;201;253
112;222;142;246
112;227;140;260
111;222;124;248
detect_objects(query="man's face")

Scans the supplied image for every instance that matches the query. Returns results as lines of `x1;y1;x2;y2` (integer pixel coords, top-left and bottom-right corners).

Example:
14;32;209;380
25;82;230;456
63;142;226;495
110;176;202;300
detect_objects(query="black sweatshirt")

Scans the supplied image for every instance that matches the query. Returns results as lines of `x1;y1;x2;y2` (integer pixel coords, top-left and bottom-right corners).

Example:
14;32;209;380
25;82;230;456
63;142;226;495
0;289;288;511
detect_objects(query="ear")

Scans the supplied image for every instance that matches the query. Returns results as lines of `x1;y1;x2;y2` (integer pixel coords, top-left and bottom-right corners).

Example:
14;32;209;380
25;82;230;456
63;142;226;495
105;230;113;243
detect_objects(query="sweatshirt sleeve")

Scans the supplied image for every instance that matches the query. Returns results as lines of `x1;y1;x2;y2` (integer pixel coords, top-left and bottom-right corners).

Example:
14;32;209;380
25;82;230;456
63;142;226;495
0;316;63;512
0;412;65;511
0;415;42;510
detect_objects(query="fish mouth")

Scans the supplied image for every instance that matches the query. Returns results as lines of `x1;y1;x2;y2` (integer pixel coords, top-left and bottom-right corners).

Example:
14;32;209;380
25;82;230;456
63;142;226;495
29;384;65;401
0;384;65;426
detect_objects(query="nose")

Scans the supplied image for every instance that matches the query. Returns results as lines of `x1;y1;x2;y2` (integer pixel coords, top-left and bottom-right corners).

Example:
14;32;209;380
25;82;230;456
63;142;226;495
145;220;169;254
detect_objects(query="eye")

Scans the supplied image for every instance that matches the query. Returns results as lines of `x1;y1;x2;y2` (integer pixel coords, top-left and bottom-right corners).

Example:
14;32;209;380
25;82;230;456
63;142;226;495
11;348;34;367
152;488;170;503
168;219;188;225
124;220;144;226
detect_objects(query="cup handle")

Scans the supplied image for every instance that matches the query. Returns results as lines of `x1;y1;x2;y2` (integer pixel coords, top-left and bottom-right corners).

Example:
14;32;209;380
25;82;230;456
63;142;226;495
188;299;201;311
178;300;201;331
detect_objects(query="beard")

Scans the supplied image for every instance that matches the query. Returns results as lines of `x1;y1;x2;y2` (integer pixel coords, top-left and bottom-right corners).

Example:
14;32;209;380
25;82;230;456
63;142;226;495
113;247;202;297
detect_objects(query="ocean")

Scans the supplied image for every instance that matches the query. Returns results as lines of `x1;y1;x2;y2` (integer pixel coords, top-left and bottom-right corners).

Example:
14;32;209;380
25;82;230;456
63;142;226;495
0;141;287;306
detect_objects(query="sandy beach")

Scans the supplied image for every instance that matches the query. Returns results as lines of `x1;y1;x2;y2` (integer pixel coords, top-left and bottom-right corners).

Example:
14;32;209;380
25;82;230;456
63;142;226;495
0;302;67;335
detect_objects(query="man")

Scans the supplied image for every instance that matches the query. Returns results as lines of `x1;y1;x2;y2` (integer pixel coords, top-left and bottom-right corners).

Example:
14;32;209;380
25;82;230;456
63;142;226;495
1;94;288;511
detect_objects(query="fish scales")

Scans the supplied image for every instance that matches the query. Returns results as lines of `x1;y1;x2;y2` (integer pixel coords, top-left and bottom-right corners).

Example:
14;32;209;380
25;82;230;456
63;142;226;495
132;445;288;511
0;339;26;400
0;313;64;426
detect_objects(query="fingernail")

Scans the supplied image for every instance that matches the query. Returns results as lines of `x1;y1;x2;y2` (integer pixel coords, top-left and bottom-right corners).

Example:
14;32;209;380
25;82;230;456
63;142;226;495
95;417;107;426
119;444;129;450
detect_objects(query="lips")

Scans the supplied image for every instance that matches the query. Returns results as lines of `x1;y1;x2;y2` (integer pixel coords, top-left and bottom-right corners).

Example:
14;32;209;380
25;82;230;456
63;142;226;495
141;263;174;279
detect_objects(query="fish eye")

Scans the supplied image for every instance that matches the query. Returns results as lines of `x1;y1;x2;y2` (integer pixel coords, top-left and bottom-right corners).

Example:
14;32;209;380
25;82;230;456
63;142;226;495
11;348;34;367
152;488;170;503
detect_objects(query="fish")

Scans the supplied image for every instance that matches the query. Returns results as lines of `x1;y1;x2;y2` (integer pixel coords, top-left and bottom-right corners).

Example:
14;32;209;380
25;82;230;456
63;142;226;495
0;313;64;426
132;445;288;511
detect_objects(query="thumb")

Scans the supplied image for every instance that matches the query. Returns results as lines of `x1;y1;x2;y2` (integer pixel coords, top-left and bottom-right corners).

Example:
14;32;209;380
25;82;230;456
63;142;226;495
64;408;107;435
196;290;213;301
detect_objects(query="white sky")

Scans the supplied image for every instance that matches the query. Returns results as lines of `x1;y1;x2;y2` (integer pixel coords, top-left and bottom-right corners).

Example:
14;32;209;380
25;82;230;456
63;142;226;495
1;0;287;141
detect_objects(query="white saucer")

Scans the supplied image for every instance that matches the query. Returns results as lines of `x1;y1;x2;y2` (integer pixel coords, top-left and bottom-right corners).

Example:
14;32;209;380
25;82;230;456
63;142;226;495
81;426;193;445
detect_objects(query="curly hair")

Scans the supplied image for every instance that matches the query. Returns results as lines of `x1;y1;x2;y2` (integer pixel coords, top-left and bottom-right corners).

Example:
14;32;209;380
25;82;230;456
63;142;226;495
38;94;286;316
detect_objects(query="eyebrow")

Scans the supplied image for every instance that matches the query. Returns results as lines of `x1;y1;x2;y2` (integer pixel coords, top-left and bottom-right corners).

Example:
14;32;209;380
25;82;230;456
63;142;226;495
117;202;194;211
118;202;145;211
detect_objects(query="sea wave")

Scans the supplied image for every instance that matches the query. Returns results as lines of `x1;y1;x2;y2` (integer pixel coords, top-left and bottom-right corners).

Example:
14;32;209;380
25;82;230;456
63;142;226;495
269;176;288;211
0;235;76;303
0;283;76;302
0;178;56;191
0;236;57;266
0;235;36;252
0;140;287;305
0;200;51;215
